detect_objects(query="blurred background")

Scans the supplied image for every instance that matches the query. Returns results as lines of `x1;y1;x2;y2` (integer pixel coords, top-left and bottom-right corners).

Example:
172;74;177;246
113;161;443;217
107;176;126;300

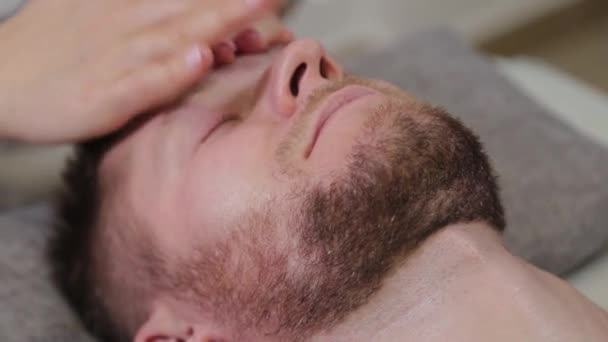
287;0;607;92
285;0;608;141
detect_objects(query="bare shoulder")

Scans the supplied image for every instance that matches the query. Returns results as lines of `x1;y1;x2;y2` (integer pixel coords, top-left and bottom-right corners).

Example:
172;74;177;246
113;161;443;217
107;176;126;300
520;261;608;341
423;224;608;342
317;224;608;342
471;247;608;342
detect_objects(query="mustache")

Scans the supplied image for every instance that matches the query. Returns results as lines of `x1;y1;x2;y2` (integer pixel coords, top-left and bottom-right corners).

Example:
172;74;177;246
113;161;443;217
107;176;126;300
298;75;378;118
274;76;399;177
274;76;365;175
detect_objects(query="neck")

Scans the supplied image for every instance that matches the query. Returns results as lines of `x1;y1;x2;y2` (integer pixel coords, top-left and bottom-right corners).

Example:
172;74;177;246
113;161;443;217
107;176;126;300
309;222;507;341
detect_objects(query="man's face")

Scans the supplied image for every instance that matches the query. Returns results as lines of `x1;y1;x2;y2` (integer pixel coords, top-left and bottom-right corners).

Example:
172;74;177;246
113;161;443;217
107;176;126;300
101;39;413;255
96;39;502;339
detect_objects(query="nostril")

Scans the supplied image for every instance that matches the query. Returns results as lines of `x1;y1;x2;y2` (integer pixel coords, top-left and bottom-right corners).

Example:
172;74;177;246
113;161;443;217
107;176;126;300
290;63;307;97
320;58;330;79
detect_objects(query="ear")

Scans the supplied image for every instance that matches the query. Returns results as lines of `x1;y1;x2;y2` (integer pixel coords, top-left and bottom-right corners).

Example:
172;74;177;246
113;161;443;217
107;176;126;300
134;302;227;342
134;303;192;342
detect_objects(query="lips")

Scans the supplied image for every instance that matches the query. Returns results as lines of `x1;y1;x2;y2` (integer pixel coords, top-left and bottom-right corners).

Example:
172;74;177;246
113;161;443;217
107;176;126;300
304;85;375;158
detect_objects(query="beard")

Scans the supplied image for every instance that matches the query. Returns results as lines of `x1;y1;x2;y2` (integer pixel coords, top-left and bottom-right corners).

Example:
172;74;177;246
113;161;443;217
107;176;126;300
166;99;504;341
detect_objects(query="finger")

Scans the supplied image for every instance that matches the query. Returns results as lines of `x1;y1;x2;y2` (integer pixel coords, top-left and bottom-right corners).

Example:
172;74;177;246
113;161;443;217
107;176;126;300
103;45;213;128
234;27;292;55
118;1;191;33
234;13;293;54
254;14;293;44
234;29;266;54
212;41;237;66
255;27;293;50
274;28;295;45
119;33;182;71
161;0;274;49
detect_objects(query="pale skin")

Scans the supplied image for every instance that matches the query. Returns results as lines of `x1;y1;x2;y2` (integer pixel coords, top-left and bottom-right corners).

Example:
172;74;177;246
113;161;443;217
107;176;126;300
95;38;608;340
311;223;608;342
0;0;290;143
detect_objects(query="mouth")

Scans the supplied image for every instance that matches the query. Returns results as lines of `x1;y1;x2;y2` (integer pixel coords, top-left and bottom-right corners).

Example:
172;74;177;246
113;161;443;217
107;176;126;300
304;85;376;158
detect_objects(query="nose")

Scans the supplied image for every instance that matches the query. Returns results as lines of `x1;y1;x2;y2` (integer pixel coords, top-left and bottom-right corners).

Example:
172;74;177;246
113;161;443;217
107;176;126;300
269;39;343;117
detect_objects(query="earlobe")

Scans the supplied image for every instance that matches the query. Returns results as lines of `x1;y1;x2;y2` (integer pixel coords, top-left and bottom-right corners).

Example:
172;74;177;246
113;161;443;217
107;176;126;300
134;301;228;342
185;333;228;342
134;303;193;342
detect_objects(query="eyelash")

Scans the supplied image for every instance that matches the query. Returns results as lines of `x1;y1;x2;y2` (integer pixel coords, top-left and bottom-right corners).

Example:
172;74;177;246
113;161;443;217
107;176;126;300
219;113;239;124
211;113;239;136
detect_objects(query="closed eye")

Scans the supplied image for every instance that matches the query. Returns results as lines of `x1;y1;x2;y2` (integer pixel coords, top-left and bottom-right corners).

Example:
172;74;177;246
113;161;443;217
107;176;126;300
200;113;240;145
211;113;239;134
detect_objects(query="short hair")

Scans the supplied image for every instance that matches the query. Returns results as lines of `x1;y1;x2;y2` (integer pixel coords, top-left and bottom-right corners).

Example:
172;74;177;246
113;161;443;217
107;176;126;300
48;135;136;342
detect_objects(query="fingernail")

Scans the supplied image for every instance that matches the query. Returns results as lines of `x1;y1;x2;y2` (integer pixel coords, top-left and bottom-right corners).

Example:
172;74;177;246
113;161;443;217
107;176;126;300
186;46;202;68
234;29;263;52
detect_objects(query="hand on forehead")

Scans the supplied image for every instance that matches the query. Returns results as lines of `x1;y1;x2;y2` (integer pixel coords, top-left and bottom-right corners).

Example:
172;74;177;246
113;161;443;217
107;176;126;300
0;0;291;143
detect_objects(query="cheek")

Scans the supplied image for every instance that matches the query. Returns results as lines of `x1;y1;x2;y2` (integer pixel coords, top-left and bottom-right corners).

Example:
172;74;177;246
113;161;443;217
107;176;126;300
177;129;277;237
